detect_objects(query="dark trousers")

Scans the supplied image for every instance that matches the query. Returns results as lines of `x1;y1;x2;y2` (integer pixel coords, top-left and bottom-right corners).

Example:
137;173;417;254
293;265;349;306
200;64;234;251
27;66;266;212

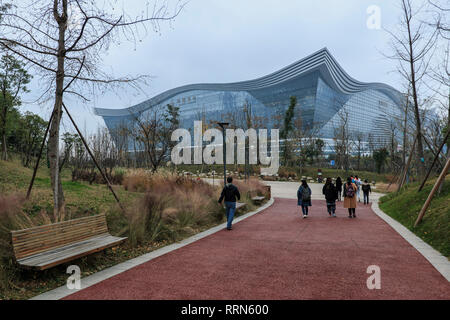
326;202;336;214
348;208;356;217
301;205;309;215
363;192;370;204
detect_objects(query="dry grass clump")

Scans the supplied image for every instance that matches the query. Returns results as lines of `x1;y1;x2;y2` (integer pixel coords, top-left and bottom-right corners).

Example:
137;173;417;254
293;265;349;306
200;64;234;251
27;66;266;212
233;178;267;198
373;182;397;193
0;193;53;294
278;167;297;179
122;169;153;192
124;173;224;245
0;193;53;245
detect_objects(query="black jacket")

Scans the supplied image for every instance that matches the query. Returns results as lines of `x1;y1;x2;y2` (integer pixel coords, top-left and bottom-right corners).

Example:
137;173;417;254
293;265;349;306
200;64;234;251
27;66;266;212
322;183;338;202
335;179;343;191
219;184;241;203
362;183;372;193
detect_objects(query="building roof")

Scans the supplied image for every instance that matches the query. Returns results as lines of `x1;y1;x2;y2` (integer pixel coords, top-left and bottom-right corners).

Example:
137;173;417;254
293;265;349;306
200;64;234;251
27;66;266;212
94;47;403;117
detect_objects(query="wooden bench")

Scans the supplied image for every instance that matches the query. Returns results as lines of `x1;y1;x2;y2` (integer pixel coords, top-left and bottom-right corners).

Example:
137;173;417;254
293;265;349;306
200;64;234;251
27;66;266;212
251;196;265;204
11;214;127;270
247;190;266;204
235;202;247;211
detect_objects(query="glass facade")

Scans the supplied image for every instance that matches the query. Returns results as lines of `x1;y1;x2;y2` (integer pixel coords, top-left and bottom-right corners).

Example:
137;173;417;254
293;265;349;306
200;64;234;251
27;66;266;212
95;48;404;154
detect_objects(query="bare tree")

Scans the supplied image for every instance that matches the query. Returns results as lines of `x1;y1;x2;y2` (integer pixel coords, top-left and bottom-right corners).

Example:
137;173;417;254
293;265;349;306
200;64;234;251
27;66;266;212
427;0;449;40
384;0;439;177
130;104;180;172
333;108;351;173
0;0;184;220
401;90;411;168
110;123;131;168
353;131;365;171
0;54;31;160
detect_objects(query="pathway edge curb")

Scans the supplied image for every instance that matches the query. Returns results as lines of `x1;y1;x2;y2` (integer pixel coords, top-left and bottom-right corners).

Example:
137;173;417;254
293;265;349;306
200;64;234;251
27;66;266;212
372;200;450;282
30;198;275;300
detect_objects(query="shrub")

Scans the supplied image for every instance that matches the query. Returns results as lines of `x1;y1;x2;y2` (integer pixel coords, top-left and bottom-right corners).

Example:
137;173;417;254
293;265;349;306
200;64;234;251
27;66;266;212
122;169;152;192
278;167;297;179
72;168;125;185
125;192;166;246
0;193;54;295
124;172;225;244
234;178;267;198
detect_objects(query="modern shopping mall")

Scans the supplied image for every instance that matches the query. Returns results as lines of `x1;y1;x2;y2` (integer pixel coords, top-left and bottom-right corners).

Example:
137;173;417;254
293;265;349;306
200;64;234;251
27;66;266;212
94;48;405;154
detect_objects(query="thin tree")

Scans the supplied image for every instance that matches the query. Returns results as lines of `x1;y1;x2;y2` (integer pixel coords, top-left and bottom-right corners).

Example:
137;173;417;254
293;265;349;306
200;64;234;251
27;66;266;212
333;108;351;174
280;96;297;167
354;131;365;171
427;0;449;40
0;54;31;160
384;0;438;177
0;0;185;220
130;104;180;172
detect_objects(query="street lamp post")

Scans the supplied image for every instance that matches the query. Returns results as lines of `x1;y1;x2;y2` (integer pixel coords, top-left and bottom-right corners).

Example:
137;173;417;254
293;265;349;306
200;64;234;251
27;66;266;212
217;122;229;186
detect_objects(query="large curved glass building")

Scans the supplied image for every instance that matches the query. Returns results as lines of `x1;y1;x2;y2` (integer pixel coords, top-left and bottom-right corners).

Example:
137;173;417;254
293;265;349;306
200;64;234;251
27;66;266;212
95;48;404;153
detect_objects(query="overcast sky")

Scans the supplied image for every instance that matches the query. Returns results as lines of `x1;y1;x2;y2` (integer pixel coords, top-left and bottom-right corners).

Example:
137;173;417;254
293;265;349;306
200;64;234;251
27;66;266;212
22;0;407;135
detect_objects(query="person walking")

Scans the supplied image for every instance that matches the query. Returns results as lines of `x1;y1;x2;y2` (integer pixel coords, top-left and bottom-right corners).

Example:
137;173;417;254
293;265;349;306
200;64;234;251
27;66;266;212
322;177;338;217
218;176;241;230
335;177;343;201
355;175;362;202
297;179;312;218
362;179;372;205
343;177;357;218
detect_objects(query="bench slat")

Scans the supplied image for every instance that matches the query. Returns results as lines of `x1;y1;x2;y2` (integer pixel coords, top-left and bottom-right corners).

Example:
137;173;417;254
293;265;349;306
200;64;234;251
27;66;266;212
12;222;108;247
252;196;265;201
11;219;107;246
11;215;105;236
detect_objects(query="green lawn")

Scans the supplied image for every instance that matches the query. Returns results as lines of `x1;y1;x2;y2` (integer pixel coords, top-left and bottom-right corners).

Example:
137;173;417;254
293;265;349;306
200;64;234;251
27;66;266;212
379;177;450;258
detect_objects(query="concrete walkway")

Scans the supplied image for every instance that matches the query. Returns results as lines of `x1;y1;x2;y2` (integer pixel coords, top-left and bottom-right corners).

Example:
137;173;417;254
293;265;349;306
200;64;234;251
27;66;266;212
60;195;449;300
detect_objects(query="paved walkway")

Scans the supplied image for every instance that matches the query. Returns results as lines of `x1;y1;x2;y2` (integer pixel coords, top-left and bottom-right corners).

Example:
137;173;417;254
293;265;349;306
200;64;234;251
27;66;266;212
64;198;449;300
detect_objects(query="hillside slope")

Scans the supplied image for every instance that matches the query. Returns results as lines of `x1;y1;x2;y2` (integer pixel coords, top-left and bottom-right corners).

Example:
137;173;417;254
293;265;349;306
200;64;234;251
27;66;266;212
379;177;450;258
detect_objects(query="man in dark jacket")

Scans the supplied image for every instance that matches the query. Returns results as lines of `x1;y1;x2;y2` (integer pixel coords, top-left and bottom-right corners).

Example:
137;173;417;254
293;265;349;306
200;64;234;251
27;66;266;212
322;177;338;217
362;180;372;205
218;177;241;230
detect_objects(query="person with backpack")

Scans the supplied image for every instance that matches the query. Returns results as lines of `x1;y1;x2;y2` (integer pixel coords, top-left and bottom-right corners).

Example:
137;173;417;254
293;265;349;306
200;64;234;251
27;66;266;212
218;176;241;230
335;177;343;201
343;177;357;218
322;177;338;217
297;179;312;218
362;179;372;205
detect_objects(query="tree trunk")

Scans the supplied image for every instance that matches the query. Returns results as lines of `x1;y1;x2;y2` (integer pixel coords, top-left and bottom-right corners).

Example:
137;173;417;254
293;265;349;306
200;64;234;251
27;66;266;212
1;131;6;161
437;95;450;194
405;5;425;177
48;4;68;221
403;96;409;168
1;102;7;161
48;102;65;221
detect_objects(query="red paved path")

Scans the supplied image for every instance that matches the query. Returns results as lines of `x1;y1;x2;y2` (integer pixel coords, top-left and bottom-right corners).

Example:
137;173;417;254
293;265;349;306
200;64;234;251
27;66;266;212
65;199;450;300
